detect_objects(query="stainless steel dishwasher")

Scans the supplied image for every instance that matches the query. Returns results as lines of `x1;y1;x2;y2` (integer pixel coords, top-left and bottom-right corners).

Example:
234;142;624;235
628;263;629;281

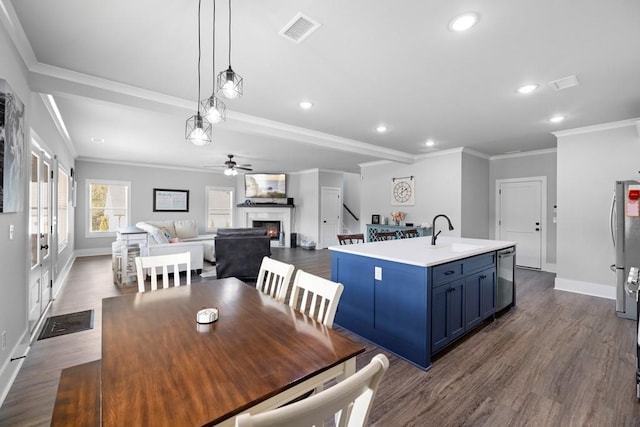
496;246;516;311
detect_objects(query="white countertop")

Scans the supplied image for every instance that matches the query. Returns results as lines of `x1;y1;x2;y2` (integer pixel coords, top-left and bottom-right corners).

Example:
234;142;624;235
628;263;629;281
329;236;516;267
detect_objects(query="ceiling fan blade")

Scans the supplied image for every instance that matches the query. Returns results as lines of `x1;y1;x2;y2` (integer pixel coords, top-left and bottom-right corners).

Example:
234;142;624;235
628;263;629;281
235;166;253;171
203;165;225;168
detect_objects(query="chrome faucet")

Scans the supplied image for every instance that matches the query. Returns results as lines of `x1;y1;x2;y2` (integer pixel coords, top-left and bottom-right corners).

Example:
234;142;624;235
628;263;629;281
431;214;454;245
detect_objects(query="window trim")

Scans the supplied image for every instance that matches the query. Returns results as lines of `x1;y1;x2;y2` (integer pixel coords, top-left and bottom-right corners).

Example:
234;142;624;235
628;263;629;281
57;165;69;252
86;179;131;238
205;186;234;232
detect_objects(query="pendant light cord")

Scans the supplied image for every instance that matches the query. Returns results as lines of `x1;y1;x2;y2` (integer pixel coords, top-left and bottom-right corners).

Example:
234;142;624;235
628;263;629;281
212;0;216;84
227;0;232;65
197;0;202;113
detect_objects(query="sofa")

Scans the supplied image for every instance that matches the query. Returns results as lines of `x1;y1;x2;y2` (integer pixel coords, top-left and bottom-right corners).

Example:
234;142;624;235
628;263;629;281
135;220;216;273
214;228;272;281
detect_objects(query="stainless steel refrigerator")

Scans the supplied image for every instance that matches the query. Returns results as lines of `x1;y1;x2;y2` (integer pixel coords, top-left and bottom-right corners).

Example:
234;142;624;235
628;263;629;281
610;180;640;319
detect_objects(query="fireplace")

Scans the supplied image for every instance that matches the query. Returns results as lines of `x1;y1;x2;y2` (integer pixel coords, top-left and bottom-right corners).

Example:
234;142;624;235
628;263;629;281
241;206;293;248
252;220;281;240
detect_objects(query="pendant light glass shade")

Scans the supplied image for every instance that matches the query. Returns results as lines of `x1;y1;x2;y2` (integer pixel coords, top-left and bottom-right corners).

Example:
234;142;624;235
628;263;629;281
201;95;226;124
185;112;212;146
217;66;243;99
224;167;238;176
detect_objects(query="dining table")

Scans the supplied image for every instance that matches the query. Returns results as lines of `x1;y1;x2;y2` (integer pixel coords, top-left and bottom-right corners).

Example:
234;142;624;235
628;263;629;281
100;277;365;426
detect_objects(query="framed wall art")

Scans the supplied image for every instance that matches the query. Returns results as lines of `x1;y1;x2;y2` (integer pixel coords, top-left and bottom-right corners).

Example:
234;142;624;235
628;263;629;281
153;188;189;212
0;79;25;213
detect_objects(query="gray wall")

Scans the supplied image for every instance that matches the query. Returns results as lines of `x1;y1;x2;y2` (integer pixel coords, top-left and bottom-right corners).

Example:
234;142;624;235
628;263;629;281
556;121;640;295
74;160;237;253
461;152;490;239
361;150;463;236
293;170;320;246
342;172;361;234
489;150;557;265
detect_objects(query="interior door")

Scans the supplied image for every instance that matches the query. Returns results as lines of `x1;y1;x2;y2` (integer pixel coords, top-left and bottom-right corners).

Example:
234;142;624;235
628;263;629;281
320;187;341;249
28;145;53;333
498;179;542;269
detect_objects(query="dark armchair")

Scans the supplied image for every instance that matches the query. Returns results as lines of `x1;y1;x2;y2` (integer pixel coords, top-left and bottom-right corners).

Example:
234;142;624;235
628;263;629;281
214;228;272;281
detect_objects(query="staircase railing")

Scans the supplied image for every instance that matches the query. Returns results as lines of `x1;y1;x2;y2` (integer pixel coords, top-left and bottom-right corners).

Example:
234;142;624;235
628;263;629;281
343;204;359;221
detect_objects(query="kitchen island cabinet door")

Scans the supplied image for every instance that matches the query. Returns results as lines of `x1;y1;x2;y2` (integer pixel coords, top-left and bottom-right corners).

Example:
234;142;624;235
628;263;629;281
431;279;464;354
465;267;497;331
480;267;496;319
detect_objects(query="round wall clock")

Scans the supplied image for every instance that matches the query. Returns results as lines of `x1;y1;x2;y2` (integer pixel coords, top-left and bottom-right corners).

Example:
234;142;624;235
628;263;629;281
391;178;415;205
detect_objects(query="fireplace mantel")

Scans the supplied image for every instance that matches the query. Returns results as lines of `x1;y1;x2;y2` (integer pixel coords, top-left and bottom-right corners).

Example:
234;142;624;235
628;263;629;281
239;206;293;248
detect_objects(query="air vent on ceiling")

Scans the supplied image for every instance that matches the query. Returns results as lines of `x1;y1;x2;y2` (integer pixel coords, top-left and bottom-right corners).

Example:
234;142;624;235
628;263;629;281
279;13;321;44
549;75;580;91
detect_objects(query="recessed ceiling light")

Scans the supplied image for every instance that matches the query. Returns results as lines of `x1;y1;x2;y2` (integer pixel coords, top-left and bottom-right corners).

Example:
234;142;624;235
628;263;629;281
376;125;388;133
425;139;435;147
299;101;313;109
516;84;538;95
549;115;565;123
448;12;479;32
91;137;105;143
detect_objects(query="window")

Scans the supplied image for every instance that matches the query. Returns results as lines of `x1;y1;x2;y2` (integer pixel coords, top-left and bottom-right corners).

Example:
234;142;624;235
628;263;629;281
57;167;69;250
206;186;233;231
87;179;130;236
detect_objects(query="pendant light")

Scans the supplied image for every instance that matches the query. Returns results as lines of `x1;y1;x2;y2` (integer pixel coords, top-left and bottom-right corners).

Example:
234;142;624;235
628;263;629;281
201;0;226;123
217;0;243;99
186;0;213;146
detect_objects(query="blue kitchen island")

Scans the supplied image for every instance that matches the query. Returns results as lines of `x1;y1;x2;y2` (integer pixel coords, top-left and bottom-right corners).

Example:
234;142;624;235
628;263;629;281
330;236;516;370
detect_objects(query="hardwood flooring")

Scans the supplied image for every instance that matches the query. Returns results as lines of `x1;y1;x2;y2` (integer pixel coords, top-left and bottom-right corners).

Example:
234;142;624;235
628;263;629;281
1;249;639;426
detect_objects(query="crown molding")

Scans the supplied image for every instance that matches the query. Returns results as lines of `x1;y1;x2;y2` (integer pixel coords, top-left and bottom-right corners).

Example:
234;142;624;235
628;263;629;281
490;147;557;160
77;157;223;173
0;0;37;68
552;118;640;138
461;147;490;159
39;93;77;158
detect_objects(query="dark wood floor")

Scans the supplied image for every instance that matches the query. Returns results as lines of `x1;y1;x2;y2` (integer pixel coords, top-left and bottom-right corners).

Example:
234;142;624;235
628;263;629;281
1;248;640;426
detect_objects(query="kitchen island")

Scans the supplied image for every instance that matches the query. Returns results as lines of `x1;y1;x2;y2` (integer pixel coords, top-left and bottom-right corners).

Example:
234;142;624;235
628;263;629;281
330;236;516;370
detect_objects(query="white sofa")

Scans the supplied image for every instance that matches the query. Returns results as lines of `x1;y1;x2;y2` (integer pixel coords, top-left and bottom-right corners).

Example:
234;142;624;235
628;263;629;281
135;220;216;273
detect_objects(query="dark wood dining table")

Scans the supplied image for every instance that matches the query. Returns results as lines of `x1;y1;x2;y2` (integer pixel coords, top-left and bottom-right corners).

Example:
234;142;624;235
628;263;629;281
101;278;365;426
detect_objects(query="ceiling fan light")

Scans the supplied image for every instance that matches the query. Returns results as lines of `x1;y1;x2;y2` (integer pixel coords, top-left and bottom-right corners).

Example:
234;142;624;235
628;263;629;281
224;168;233;176
201;95;227;123
217;66;243;99
185;113;212;146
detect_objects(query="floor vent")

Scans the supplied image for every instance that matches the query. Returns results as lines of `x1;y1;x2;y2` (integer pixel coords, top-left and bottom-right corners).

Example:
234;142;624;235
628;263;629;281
279;13;321;43
549;75;580;91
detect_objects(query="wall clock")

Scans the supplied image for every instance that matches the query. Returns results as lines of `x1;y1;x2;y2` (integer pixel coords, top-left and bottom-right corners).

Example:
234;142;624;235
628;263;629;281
391;177;415;205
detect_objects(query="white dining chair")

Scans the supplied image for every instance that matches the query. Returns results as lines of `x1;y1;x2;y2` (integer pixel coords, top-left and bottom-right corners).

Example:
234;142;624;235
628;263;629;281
289;270;344;328
235;353;389;427
255;257;295;302
135;252;191;293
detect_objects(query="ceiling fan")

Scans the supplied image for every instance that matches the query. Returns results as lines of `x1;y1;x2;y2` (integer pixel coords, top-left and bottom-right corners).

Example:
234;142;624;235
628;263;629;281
205;154;253;176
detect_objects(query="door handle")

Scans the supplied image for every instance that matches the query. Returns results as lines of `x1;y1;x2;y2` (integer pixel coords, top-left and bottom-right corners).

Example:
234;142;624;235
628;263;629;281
535;222;540;225
535;228;540;231
40;244;49;250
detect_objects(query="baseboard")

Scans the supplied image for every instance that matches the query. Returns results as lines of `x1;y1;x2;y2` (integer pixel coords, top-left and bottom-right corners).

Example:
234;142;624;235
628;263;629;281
53;254;77;299
554;277;615;300
75;247;111;257
542;262;557;273
0;331;30;408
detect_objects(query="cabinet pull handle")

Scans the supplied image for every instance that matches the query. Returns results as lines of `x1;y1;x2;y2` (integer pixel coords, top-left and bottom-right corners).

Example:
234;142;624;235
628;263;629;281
480;275;486;280
444;270;455;276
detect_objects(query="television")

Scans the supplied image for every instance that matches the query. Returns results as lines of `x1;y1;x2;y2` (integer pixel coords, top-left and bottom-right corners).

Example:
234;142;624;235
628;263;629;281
244;173;287;199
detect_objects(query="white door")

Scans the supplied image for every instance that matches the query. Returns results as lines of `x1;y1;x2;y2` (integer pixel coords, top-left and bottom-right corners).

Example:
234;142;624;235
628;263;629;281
320;187;341;249
28;145;53;333
497;178;544;269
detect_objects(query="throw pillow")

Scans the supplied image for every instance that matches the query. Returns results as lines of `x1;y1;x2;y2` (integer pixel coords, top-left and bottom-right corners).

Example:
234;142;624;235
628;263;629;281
175;220;198;239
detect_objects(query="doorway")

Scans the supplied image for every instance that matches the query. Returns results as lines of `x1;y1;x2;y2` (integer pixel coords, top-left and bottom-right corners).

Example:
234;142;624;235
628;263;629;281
320;187;341;249
496;177;546;269
28;140;54;334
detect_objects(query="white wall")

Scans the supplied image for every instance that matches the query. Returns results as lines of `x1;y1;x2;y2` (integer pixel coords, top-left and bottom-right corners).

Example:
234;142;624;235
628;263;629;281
342;172;361;233
489;150;557;265
461;152;490;238
74;160;238;253
556;120;640;298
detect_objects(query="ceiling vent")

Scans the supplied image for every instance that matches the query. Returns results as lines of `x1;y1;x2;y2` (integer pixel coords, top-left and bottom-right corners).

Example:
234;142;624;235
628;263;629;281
279;13;321;44
549;75;580;91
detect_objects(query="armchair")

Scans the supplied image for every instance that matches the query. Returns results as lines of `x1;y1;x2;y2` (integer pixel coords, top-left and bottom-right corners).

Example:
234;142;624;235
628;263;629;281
214;228;272;281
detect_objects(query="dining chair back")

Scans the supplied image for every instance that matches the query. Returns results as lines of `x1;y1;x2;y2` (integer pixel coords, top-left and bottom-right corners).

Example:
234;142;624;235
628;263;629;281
400;229;419;239
373;231;396;241
255;256;295;302
235;354;389;427
289;270;344;328
337;233;365;245
135;252;191;293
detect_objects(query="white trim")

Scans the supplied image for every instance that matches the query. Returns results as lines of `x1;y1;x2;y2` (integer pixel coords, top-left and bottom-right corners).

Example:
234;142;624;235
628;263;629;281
414;147;464;160
359;160;392;168
461;147;490;160
554;277;615;300
552;118;640;138
490;148;557;160
39;94;77;158
75;248;112;257
0;330;29;408
52;254;76;299
0;0;37;67
205;186;235;232
495;176;547;270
